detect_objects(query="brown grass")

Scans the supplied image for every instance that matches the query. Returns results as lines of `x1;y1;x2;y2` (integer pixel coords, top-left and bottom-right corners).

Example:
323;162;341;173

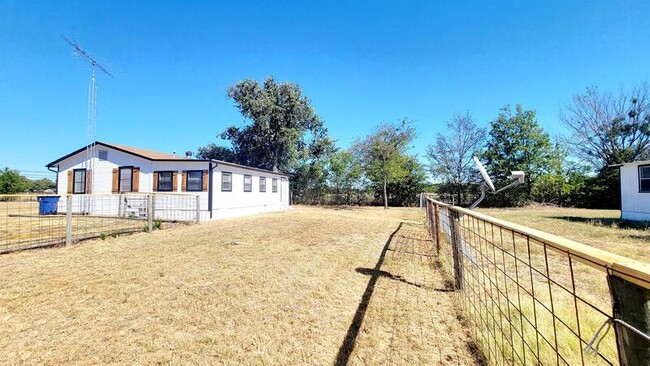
0;199;149;252
0;206;479;365
478;206;649;262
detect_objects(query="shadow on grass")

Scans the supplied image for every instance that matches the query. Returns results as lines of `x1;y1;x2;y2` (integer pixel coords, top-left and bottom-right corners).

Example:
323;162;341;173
334;222;402;366
335;223;479;365
551;216;650;230
355;267;424;289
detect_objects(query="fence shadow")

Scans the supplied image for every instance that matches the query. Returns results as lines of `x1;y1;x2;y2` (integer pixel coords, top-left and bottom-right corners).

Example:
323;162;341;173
354;267;424;289
334;222;403;366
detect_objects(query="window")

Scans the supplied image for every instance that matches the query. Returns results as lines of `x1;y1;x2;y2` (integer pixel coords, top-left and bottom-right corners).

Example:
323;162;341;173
157;171;173;192
260;177;266;192
186;170;203;191
244;175;252;192
98;150;108;161
640;165;650;192
119;167;133;192
272;178;278;193
73;169;86;194
221;172;232;191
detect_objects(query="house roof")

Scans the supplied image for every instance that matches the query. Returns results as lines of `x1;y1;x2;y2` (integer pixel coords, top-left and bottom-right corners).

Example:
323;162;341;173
46;141;290;177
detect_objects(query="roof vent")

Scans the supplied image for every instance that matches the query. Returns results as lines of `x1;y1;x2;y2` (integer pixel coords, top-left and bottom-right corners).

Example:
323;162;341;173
185;151;193;159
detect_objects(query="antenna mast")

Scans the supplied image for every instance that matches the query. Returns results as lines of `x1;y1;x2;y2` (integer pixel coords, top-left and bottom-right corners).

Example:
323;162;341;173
62;36;112;194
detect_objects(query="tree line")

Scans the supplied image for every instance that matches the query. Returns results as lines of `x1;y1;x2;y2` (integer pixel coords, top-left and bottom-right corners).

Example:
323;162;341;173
0;168;56;194
200;77;650;208
429;85;650;208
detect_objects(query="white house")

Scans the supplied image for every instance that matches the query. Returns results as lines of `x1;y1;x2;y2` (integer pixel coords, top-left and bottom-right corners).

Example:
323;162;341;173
46;141;290;221
618;160;650;221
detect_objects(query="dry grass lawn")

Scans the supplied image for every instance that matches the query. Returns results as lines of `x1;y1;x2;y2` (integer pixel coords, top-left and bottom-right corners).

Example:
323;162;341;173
0;206;480;365
478;206;650;263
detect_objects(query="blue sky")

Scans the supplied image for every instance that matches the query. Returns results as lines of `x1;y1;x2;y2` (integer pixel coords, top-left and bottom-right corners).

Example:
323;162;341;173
1;1;649;178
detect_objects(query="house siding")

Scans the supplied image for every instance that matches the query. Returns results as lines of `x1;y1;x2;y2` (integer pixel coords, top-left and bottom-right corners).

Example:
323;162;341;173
211;164;289;219
52;145;289;221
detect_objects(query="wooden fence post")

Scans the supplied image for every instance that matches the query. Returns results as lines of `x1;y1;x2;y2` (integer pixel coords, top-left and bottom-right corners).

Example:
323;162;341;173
147;194;153;232
609;274;650;365
433;203;440;255
65;195;72;246
449;209;464;290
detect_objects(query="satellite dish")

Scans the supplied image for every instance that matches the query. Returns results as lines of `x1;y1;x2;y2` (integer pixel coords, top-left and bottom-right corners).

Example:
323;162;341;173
468;156;526;209
473;156;495;192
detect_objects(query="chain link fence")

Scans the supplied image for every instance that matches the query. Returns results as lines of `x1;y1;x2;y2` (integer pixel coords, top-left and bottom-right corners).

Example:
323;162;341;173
0;193;200;253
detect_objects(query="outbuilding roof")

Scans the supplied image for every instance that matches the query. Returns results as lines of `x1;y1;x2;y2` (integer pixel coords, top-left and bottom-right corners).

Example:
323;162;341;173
46;141;290;177
609;160;650;168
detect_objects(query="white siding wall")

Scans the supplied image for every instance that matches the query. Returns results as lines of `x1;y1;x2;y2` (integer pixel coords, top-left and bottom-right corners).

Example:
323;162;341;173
620;164;650;221
53;146;290;221
211;164;289;219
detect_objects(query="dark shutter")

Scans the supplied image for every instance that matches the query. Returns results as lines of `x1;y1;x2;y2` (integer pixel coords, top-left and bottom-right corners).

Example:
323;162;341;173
112;168;119;193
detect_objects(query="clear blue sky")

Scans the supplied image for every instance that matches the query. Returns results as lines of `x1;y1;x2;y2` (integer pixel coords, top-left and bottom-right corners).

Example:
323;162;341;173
1;1;649;178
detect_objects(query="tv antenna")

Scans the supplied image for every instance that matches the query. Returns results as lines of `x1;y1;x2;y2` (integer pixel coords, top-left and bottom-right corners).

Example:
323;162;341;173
63;36;113;194
470;157;525;209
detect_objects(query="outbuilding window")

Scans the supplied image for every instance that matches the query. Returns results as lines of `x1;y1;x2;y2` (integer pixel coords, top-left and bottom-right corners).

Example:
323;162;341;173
272;178;278;193
244;175;252;192
260;177;266;192
221;172;232;192
186;171;203;192
73;169;86;194
639;165;650;192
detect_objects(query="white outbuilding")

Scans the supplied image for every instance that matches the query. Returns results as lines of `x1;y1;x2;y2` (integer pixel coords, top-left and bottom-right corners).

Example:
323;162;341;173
618;160;650;221
46;141;290;221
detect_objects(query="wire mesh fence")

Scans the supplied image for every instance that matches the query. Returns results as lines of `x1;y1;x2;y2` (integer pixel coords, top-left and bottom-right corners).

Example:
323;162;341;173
425;197;650;366
0;193;200;253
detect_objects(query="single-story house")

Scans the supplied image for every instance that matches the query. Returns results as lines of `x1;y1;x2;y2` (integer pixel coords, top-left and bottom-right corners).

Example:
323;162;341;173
617;160;650;221
46;141;290;221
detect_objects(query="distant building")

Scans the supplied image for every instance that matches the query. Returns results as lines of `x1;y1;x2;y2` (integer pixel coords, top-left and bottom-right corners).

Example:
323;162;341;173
46;141;290;221
617;160;650;221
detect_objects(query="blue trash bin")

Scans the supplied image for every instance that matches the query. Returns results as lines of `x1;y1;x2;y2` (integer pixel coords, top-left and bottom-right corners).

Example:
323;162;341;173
37;196;60;215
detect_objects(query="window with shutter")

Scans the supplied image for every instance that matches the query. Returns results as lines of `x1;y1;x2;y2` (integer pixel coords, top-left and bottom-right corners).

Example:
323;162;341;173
73;169;86;194
186;170;203;191
157;171;173;191
119;167;133;192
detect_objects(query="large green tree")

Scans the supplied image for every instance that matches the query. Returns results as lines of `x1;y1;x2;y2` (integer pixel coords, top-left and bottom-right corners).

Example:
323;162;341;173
352;120;417;209
0;168;30;194
482;105;559;206
426;112;486;205
217;76;332;172
382;155;427;207
327;149;363;205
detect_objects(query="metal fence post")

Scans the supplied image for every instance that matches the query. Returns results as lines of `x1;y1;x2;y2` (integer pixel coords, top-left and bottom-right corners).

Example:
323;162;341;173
195;195;200;223
449;209;464;290
65;195;72;246
147;194;153;232
609;274;650;365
